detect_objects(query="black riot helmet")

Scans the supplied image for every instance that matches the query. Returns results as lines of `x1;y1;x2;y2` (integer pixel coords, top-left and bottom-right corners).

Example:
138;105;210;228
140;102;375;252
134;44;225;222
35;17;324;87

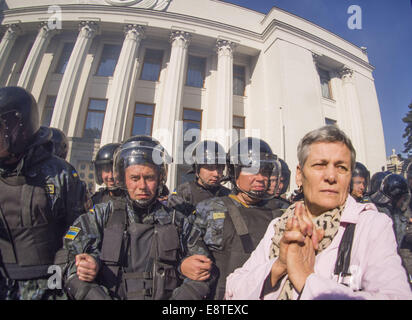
113;135;172;207
369;171;391;196
370;173;411;212
192;140;226;187
227;137;279;200
350;162;370;194
49;127;69;159
93;142;121;185
278;158;291;196
0;86;40;160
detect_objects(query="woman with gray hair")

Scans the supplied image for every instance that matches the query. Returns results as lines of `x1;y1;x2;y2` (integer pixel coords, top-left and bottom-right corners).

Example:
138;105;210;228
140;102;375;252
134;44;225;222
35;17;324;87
225;125;412;300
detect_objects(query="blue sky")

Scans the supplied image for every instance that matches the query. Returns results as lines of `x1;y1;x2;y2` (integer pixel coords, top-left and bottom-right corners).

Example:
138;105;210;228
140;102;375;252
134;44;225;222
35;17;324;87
224;0;412;158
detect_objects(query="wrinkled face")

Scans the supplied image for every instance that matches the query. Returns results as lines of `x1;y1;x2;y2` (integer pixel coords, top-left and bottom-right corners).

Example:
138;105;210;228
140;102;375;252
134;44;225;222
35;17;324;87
198;164;225;187
101;164;115;188
125;164;159;202
236;166;271;198
351;176;366;199
296;142;352;216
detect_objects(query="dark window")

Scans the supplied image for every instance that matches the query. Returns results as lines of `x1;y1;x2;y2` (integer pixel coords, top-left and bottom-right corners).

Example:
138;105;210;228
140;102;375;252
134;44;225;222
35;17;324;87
233;65;246;96
177;108;202;187
325;118;337;126
186;55;206;88
318;68;332;99
131;103;155;136
55;42;75;74
140;49;163;81
233;115;245;140
18;42;34;73
41;95;56;126
83;99;107;139
96;44;122;77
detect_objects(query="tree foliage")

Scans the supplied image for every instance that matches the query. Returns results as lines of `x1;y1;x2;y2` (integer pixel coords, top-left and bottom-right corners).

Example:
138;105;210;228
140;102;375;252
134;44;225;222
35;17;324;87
402;102;412;154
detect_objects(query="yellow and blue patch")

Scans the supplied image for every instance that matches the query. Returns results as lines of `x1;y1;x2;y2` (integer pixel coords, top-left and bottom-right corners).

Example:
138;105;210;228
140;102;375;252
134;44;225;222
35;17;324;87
64;226;81;240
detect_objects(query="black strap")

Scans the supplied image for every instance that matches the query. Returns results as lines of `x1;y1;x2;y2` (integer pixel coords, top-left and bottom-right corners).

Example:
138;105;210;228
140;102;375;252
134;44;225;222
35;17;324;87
334;223;356;276
221;197;254;254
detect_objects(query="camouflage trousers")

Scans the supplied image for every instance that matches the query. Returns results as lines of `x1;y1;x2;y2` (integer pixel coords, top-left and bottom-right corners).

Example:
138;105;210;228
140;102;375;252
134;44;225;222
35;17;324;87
0;277;68;300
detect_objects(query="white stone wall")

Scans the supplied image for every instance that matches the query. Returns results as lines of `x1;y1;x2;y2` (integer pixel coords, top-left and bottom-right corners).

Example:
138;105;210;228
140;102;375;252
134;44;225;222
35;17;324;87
0;0;387;191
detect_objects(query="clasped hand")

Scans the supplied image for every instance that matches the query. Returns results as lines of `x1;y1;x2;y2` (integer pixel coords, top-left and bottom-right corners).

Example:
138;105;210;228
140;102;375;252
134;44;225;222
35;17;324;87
271;202;324;293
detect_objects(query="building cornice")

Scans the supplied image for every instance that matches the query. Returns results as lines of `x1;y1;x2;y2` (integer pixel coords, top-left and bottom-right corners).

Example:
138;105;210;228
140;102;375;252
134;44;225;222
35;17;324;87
1;4;375;72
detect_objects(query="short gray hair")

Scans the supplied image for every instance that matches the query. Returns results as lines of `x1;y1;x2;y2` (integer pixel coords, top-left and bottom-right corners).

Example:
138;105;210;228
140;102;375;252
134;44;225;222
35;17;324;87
297;125;356;171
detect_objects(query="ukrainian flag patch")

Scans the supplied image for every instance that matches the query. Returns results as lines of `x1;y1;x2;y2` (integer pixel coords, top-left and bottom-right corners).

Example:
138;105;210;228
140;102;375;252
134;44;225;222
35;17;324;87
72;170;78;178
64;226;81;240
213;212;225;220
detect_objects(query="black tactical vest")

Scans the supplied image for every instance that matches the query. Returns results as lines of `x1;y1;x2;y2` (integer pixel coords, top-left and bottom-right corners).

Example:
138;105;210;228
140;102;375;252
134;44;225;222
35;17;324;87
186;181;230;207
91;188;123;206
98;200;181;300
211;197;282;300
0;174;67;280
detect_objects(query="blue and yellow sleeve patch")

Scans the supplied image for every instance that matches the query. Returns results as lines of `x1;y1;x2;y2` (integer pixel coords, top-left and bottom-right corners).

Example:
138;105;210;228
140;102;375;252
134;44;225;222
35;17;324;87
64;226;81;240
72;170;78;178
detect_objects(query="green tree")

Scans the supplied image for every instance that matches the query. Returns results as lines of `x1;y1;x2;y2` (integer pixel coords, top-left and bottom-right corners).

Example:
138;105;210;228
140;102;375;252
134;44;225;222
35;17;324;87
402;101;412;155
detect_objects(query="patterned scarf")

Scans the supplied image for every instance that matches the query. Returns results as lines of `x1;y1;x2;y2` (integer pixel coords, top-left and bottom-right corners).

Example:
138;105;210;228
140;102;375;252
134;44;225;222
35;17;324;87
269;201;345;300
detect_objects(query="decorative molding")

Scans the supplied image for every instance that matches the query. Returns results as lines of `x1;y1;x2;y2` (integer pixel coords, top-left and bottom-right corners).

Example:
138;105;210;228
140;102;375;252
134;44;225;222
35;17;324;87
104;0;171;10
169;30;191;49
123;24;145;40
78;21;99;38
339;66;354;81
3;23;22;40
216;39;236;57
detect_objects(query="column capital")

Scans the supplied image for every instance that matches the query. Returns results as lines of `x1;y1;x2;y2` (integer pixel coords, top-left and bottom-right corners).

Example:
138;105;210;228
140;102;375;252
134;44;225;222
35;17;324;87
4;23;22;40
123;24;145;41
339;66;354;82
215;39;236;57
37;21;59;38
169;30;191;48
78;21;99;38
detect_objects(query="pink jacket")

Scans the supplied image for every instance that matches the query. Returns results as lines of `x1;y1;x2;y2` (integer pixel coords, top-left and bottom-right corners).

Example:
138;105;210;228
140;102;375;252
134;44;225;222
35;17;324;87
225;195;412;300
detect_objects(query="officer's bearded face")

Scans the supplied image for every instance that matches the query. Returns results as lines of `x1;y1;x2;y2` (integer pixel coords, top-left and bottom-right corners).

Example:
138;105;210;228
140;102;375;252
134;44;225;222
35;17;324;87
198;164;224;187
125;164;159;202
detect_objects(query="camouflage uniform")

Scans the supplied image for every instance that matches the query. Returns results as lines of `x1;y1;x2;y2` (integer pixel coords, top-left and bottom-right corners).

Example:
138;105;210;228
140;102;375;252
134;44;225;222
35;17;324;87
63;198;193;300
184;194;282;300
0;132;87;300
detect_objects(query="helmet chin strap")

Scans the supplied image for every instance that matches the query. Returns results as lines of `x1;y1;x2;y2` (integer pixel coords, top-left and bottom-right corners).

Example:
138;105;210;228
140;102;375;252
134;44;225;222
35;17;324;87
234;182;275;201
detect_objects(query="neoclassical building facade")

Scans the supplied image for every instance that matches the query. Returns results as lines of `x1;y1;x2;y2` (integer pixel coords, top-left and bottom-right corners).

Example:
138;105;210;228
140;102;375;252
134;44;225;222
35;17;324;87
0;0;386;191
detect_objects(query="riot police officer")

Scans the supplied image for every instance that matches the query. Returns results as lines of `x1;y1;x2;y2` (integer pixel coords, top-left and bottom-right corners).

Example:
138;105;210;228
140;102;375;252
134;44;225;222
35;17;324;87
370;173;412;282
50;127;69;159
168;140;230;216
266;158;291;210
90;142;122;206
350;162;370;202
0;86;86;300
63;135;196;300
180;137;283;300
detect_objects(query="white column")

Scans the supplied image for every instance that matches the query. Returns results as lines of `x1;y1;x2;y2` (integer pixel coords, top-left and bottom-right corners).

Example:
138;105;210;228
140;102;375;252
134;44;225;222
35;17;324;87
153;30;191;189
17;22;56;91
0;24;21;78
340;67;366;163
100;24;145;146
50;21;98;132
214;39;235;151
